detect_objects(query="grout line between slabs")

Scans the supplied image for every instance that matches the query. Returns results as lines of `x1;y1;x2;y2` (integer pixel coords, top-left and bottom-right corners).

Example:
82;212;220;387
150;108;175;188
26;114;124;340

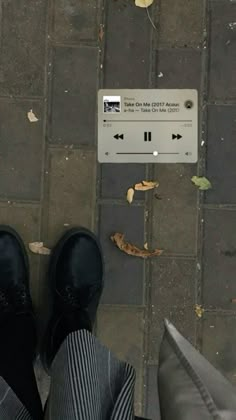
37;0;54;316
51;41;99;49
0;95;45;101
203;309;236;315
47;143;96;152
143;1;160;416
203;204;236;210
95;0;106;238
196;0;209;350
0;200;41;207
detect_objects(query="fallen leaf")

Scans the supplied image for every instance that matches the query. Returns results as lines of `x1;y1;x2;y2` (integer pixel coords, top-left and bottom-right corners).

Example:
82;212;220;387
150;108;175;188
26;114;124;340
27;109;39;123
231;298;236;303
127;187;135;204
135;0;154;7
29;242;51;255
144;242;148;250
111;233;162;258
134;180;159;191
191;176;212;190
98;25;104;41
195;304;204;318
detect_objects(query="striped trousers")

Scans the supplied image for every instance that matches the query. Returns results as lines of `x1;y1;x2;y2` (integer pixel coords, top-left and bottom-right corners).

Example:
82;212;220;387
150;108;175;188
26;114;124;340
0;330;136;420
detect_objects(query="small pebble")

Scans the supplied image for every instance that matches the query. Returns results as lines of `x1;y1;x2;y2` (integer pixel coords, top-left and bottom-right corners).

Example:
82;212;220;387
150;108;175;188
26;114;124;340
229;22;236;30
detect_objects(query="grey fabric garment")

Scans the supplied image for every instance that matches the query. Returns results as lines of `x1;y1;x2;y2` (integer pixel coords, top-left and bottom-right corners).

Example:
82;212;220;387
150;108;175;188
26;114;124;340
0;329;136;420
0;377;31;420
158;319;236;420
2;321;236;420
45;330;136;420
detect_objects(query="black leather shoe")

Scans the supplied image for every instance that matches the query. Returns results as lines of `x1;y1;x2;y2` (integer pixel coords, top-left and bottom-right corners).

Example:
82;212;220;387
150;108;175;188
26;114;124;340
0;225;34;319
41;227;104;370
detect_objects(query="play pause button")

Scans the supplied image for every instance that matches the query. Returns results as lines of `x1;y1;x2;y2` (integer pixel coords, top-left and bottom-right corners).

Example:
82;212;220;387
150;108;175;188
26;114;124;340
144;132;152;141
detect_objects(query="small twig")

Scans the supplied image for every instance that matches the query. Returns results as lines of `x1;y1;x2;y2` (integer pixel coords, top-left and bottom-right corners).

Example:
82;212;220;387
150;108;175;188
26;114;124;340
146;4;156;29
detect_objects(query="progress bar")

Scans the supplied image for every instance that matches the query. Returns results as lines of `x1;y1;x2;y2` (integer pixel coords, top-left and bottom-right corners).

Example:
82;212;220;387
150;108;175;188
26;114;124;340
104;120;192;123
116;152;180;155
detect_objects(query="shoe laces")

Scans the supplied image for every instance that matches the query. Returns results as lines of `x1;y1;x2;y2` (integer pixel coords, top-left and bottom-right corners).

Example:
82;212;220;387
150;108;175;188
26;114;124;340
0;285;32;315
0;290;9;308
15;285;31;307
61;284;98;309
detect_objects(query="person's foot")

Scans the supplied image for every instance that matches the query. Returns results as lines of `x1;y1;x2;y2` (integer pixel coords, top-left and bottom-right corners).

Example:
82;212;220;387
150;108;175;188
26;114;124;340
41;227;104;370
0;225;34;319
0;225;36;357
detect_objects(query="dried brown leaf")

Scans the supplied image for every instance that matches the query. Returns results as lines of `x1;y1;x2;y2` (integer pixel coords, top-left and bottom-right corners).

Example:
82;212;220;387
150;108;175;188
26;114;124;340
195;304;204;318
29;242;51;255
231;298;236;303
127;187;135;204
134;180;159;191
111;233;162;258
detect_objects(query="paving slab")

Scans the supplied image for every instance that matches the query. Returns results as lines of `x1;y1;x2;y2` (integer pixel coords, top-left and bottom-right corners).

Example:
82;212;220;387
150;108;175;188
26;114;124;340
201;314;236;386
99;204;145;305
148;258;196;362
50;46;98;146
158;0;203;47
145;365;161;420
206;105;236;204
208;1;236;100
104;0;150;88
203;209;236;309
97;305;145;417
45;149;96;246
0;203;40;307
0;0;46;96
152;164;198;255
156;49;201;90
53;0;99;43
100;163;146;200
0;100;44;201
